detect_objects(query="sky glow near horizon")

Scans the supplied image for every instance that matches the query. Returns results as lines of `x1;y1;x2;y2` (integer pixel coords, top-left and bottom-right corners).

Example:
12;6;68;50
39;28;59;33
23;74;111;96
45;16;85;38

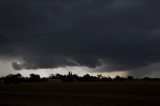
1;59;160;78
0;60;128;78
18;67;129;78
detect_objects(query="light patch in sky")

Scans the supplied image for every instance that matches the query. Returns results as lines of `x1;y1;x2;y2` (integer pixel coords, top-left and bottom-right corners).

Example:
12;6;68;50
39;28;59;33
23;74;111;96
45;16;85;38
0;60;15;76
18;66;90;77
18;66;128;78
90;71;129;78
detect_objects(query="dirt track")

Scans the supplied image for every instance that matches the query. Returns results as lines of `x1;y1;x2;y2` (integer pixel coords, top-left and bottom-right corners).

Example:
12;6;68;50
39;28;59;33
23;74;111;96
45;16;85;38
0;81;160;106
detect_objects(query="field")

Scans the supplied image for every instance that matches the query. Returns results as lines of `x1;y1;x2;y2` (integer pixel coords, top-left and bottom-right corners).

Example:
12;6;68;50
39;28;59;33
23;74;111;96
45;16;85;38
0;81;160;106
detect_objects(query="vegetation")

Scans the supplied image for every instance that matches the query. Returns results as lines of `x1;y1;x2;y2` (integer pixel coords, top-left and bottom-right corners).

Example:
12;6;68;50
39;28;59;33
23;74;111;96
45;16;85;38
0;72;160;84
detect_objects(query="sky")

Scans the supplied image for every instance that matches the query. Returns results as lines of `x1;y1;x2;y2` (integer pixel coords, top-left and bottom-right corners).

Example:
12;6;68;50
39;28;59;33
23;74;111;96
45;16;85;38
1;0;160;78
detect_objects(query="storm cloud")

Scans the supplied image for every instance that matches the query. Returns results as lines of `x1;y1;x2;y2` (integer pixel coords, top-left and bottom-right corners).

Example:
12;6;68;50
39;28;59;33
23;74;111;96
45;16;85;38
1;0;160;73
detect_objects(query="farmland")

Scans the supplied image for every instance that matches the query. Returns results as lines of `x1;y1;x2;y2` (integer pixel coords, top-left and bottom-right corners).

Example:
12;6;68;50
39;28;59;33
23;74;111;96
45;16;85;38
0;81;160;106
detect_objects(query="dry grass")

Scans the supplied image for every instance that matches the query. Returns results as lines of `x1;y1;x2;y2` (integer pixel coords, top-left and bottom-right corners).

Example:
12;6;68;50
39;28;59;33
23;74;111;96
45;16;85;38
0;81;160;106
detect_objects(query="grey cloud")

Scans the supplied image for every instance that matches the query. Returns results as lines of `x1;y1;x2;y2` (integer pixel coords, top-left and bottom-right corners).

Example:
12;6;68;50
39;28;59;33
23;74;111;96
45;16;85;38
12;55;101;70
0;0;160;75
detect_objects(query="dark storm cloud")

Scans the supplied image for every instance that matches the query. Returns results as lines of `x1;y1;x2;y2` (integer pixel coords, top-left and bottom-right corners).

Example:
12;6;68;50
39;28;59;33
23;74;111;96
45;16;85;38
1;0;160;71
12;55;100;70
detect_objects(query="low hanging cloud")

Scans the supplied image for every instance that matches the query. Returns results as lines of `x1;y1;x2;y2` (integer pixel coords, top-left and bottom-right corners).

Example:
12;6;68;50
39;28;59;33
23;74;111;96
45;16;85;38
12;55;101;70
1;0;160;75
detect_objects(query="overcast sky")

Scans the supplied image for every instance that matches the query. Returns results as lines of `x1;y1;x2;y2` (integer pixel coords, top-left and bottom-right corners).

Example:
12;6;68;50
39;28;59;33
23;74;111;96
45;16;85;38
1;0;160;77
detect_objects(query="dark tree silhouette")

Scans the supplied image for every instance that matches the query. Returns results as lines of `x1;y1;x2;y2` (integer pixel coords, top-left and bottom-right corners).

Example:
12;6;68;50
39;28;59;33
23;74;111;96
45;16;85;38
0;72;160;84
61;71;74;82
114;76;126;81
127;76;134;81
3;73;23;84
49;74;56;79
29;73;40;82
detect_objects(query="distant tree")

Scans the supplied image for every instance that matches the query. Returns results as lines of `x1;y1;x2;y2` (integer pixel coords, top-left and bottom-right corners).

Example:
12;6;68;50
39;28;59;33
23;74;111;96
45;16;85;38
4;73;23;84
82;74;98;81
72;74;79;80
15;73;22;79
55;73;63;79
114;76;126;81
61;71;74;82
83;74;91;81
49;74;56;79
97;74;103;79
114;76;121;80
83;74;90;77
101;76;112;81
127;76;134;81
29;73;40;82
143;77;151;81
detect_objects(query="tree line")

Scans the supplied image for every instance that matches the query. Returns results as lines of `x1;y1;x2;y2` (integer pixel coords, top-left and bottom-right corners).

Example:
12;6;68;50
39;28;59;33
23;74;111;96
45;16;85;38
0;72;160;84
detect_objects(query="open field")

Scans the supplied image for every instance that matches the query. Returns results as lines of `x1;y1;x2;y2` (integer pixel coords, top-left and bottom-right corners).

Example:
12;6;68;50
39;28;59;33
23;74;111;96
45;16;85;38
0;81;160;106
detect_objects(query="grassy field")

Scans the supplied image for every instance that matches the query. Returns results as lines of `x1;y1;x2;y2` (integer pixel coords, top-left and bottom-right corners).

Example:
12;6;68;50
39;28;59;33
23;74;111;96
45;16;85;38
0;81;160;106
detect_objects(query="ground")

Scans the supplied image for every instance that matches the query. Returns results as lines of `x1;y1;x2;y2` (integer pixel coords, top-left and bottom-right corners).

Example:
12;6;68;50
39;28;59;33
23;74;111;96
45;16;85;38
0;81;160;106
